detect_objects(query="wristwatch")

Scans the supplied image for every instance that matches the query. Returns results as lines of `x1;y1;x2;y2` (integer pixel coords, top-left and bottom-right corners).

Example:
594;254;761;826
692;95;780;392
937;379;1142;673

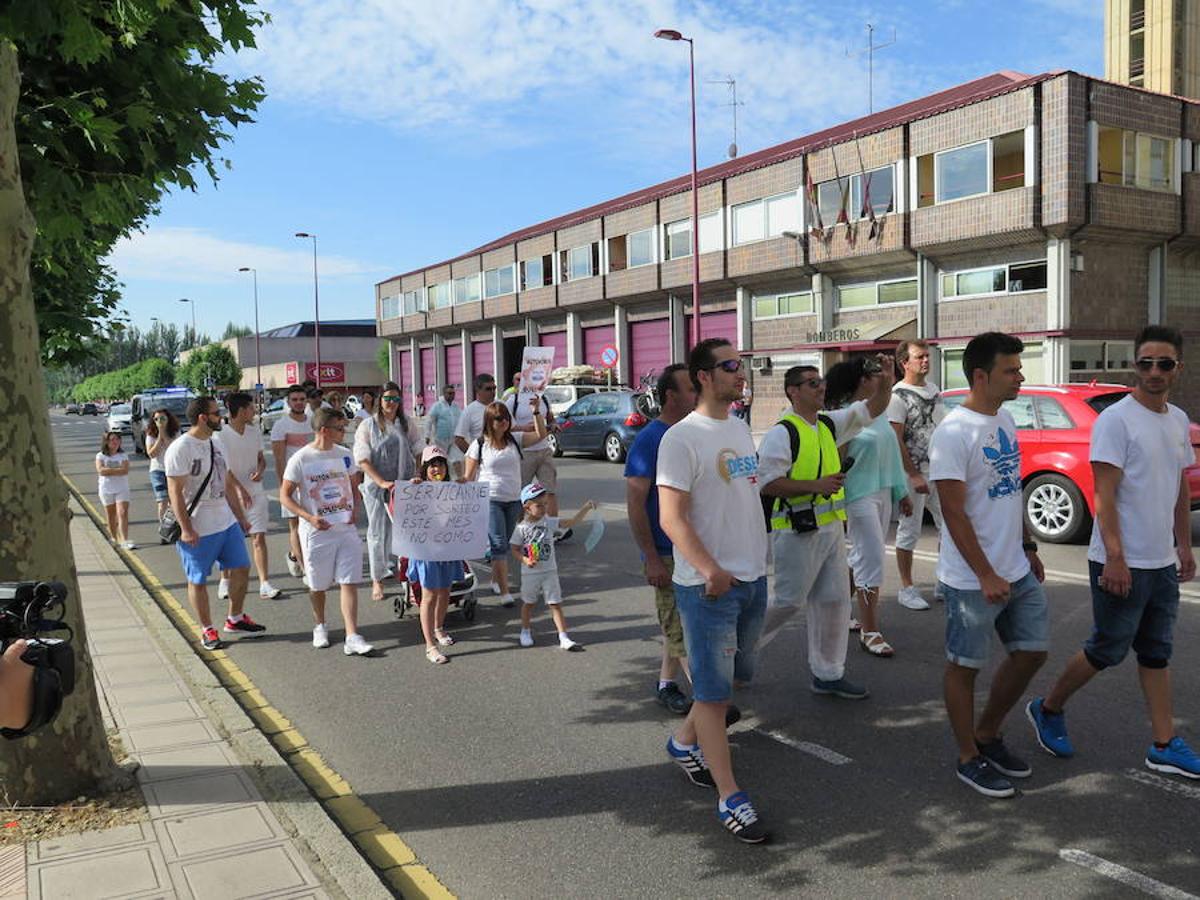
1022;541;1038;553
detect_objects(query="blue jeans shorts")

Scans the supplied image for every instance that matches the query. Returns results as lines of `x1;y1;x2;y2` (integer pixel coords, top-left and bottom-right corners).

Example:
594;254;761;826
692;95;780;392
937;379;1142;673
177;521;250;585
674;577;767;702
1084;561;1179;670
149;469;169;502
488;500;523;558
943;570;1048;669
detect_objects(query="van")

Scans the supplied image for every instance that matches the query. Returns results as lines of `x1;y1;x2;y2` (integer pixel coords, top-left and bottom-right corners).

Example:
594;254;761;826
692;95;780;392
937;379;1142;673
131;388;196;455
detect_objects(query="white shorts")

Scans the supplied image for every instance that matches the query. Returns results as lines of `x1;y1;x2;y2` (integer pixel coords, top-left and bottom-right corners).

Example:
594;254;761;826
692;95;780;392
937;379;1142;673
300;524;363;592
771;525;848;608
520;569;563;606
244;491;269;535
99;488;130;506
895;478;942;551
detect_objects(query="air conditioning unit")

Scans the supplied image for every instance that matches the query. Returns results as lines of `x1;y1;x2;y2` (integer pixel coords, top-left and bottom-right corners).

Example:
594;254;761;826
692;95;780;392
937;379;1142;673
752;356;773;373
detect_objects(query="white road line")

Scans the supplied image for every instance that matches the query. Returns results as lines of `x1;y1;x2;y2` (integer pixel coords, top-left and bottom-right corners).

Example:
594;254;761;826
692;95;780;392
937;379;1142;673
753;727;853;766
1059;849;1198;899
1124;768;1200;800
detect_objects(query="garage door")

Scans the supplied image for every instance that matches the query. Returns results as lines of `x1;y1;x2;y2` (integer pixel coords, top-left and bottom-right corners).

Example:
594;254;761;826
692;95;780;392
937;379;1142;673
538;331;568;370
684;310;738;352
472;340;494;383
398;349;413;412
419;347;436;412
629;319;672;391
582;325;615;369
444;343;464;406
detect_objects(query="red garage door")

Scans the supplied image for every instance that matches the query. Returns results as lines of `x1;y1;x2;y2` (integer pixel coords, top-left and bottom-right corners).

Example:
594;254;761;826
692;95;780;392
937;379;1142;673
472;340;493;383
538;331;568;369
582;325;615;369
419;347;436;413
398;349;413;412
684;310;738;352
444;343;464;406
629;319;672;390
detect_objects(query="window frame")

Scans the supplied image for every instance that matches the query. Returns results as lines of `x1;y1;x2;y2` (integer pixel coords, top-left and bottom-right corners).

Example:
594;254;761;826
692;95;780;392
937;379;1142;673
426;282;449;310
1095;126;1176;193
939;258;1049;302
664;219;693;261
452;272;481;306
934;139;991;205
1069;338;1135;373
731;191;797;246
833;275;919;311
483;264;516;299
626;227;655;269
752;290;815;320
562;243;599;282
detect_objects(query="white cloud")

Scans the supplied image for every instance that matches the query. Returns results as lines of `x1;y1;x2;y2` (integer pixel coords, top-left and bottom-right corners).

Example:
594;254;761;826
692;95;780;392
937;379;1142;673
107;227;385;284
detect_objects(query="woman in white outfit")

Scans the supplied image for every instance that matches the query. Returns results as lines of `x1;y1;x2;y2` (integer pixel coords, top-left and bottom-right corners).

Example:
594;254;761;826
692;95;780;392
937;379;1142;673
825;360;912;657
145;407;180;533
96;430;134;550
354;381;421;602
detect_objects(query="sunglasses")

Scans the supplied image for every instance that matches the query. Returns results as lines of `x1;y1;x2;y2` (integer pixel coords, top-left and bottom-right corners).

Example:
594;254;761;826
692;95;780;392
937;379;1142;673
381;395;401;402
789;377;825;389
704;359;743;374
1136;357;1178;372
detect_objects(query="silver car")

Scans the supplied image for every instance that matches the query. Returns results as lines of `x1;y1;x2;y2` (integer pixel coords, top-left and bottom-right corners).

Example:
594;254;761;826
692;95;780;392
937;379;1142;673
106;403;133;435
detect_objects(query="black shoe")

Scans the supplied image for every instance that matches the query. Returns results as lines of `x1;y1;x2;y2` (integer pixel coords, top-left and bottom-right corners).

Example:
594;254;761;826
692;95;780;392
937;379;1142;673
554;527;573;543
976;736;1031;779
718;791;771;844
725;704;742;728
223;615;267;636
666;737;715;788
956;756;1015;798
657;683;693;715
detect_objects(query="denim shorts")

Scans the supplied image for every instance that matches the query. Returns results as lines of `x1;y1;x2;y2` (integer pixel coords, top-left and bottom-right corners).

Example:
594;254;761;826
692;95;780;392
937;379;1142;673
488;500;523;558
942;570;1048;669
177;521;250;585
149;469;169;502
1084;561;1179;670
674;577;767;702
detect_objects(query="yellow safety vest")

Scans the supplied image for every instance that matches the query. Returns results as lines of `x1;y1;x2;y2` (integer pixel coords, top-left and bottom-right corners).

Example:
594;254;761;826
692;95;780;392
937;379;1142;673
769;412;846;531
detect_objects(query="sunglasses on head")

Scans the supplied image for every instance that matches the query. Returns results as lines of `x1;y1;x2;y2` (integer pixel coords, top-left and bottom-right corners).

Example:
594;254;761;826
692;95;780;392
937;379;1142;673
1136;357;1178;372
704;359;743;374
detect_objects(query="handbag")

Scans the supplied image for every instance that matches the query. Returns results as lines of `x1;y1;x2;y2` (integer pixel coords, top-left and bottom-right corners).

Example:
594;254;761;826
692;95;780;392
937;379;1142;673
159;441;216;544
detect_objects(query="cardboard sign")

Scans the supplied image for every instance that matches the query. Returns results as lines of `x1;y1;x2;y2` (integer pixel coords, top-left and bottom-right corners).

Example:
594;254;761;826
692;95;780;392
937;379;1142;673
390;481;490;562
517;345;556;404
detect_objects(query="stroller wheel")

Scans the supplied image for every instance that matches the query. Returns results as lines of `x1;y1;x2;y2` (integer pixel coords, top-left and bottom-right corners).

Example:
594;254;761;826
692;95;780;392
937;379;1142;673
462;594;477;622
393;583;410;619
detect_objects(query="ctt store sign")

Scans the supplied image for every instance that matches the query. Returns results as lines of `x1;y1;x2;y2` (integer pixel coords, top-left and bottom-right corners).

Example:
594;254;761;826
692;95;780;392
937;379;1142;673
286;362;346;385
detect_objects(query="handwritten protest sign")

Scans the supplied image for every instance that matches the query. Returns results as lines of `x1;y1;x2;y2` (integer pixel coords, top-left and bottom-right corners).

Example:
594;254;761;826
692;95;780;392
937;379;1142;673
390;481;490;562
518;345;555;404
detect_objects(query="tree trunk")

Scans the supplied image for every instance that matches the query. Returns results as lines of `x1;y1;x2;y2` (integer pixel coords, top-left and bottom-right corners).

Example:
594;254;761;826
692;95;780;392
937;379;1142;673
0;41;117;804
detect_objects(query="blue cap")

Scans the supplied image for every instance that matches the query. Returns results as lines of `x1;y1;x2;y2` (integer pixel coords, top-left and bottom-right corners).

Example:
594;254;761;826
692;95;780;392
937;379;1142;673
520;481;548;504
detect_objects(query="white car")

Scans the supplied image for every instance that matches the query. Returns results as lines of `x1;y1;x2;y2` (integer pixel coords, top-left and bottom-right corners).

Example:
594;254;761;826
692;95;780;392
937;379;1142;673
542;384;623;418
106;403;133;435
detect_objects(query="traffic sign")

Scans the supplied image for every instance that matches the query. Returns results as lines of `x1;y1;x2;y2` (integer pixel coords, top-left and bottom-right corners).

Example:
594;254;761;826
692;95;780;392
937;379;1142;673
599;344;619;369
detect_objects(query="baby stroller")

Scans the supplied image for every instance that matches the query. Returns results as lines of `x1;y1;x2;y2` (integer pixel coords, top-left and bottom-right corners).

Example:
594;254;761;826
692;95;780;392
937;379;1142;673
393;558;478;622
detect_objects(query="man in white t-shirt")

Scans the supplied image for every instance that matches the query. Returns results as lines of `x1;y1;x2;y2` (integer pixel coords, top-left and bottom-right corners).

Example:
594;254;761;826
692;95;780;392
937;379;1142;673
657;338;770;845
1029;325;1199;780
271;386;314;578
165;395;267;651
888;339;946;610
280;408;374;657
216;392;281;602
929;332;1046;800
755;357;893;701
507;384;562;532
454;373;497;457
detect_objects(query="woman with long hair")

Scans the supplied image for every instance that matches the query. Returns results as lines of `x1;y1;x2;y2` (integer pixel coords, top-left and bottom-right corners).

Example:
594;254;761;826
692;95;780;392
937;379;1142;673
96;430;133;549
825;359;912;657
463;398;548;607
145;407;181;534
353;381;422;602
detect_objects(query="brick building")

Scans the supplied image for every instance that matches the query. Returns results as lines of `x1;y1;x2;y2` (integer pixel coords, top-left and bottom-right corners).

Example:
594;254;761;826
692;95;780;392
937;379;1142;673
376;69;1200;430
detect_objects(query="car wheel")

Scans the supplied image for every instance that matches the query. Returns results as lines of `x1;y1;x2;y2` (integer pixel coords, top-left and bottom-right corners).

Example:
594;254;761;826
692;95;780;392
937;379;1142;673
547;432;562;457
1023;473;1090;544
603;432;626;464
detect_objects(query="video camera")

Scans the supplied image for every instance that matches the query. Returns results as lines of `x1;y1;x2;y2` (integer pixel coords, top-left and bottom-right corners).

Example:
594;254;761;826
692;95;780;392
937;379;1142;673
0;581;75;739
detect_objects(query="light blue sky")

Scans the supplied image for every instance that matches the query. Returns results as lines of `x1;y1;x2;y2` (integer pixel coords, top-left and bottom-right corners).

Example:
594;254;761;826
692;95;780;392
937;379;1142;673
107;0;1103;338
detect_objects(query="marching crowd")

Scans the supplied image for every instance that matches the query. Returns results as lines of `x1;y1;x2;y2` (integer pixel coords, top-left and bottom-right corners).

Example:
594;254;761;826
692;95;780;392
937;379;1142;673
93;324;1199;847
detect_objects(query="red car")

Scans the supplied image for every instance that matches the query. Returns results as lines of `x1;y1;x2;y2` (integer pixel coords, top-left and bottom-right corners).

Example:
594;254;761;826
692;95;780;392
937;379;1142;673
942;384;1200;543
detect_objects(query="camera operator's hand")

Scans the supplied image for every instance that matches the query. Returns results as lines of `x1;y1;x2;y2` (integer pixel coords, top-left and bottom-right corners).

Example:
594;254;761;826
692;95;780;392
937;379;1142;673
0;640;35;731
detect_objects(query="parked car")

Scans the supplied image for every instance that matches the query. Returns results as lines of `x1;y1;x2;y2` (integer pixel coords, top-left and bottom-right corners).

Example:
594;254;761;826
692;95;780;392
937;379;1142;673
130;388;195;454
106;403;133;435
64;403;79;415
260;396;290;434
549;390;650;463
81;402;98;416
942;384;1200;543
543;383;625;418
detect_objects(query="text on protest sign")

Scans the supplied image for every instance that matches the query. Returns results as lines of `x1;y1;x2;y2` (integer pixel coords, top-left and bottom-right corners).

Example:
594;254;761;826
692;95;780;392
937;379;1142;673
391;481;491;562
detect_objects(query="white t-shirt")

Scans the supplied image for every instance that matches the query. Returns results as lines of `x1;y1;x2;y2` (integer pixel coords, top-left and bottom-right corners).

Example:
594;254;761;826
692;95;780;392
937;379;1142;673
283;444;359;528
507;393;551;452
270;415;313;464
466;437;523;503
145;432;175;472
96;451;129;495
929;406;1029;589
511;515;559;573
1087;395;1192;568
164;433;235;537
216;423;265;496
656;412;767;586
887;382;944;472
454;400;488;446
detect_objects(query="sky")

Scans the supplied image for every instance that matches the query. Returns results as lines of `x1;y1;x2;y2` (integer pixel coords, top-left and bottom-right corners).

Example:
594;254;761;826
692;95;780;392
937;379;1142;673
106;0;1104;339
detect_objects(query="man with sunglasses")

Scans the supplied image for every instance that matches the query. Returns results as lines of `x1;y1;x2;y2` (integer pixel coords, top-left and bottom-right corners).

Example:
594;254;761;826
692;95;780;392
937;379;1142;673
454;373;497;457
272;386;315;579
756;357;894;701
1029;325;1199;779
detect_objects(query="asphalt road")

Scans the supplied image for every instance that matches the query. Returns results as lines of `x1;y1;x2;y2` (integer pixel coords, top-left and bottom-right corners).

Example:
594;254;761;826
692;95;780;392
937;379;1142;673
52;412;1200;898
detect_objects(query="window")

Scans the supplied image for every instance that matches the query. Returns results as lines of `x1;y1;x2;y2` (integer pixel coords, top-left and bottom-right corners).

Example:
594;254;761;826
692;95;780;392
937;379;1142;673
816;166;895;224
1034;397;1074;430
936;141;989;203
818;178;849;227
664;220;692;260
381;295;401;319
520;254;553;290
731;192;797;245
427;282;449;310
1097;127;1174;191
919;131;1025;207
1069;339;1134;372
732;200;765;245
766;193;800;235
699;211;723;252
838;284;876;309
1008;261;1047;292
593;394;621;415
627;228;654;268
992;131;1025;193
452;273;481;305
1004;396;1037;429
835;277;917;309
878;279;917;304
402;289;422;315
753;291;814;319
941;261;1047;299
943;344;1043;390
484;265;515;298
561;243;599;282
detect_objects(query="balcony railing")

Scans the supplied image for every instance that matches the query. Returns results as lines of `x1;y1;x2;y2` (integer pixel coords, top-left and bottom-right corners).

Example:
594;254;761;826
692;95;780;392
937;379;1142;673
1130;58;1145;77
1130;9;1145;29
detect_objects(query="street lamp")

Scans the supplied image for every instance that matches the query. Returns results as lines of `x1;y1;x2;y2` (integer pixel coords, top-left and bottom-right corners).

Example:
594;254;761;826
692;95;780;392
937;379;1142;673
294;232;322;388
237;267;263;400
655;28;701;349
178;297;195;346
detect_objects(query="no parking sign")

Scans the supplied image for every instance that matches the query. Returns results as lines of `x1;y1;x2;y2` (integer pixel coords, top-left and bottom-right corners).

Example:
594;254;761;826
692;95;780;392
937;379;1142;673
599;344;619;369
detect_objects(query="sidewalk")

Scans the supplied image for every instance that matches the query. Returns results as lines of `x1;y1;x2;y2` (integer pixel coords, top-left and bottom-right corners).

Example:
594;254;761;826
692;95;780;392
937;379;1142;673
13;502;392;900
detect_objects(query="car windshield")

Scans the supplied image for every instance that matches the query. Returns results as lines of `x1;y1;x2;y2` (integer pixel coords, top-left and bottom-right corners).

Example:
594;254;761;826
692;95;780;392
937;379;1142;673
110;404;130;415
543;387;574;405
150;397;192;419
1085;392;1128;416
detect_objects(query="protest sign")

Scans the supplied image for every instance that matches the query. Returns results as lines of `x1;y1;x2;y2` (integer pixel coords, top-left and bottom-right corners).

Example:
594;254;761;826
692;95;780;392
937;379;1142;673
390;481;490;562
518;345;555;404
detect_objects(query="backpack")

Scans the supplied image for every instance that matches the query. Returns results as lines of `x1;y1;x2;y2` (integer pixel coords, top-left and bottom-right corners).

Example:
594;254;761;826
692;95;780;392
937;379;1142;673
474;434;523;460
760;414;836;530
505;392;551;421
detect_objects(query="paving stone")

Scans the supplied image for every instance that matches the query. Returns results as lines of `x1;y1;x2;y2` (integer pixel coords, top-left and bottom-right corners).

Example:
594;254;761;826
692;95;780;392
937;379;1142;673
119;699;204;728
154;804;282;859
133;743;240;784
107;680;190;707
142;770;258;818
0;846;24;898
123;720;221;753
34;823;152;861
30;844;170;899
169;843;318;898
101;665;177;689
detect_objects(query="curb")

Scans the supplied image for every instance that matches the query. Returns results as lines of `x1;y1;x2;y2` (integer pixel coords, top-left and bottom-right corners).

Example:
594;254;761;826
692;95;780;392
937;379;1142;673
63;473;455;900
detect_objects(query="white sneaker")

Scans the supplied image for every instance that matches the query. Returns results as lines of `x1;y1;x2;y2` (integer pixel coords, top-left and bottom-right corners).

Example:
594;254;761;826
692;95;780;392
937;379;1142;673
558;634;582;652
343;633;374;656
287;554;303;577
500;593;515;608
218;578;230;600
312;623;330;649
490;580;502;596
122;540;137;551
519;629;534;648
897;585;930;611
259;581;282;600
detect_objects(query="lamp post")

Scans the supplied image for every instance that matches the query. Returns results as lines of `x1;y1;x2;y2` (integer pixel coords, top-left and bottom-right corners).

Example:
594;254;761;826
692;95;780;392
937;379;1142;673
237;267;262;400
178;297;195;347
655;28;701;349
294;232;322;388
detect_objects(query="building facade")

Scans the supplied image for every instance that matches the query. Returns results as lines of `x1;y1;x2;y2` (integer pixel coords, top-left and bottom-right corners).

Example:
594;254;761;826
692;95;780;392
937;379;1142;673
376;70;1200;430
1106;0;1200;97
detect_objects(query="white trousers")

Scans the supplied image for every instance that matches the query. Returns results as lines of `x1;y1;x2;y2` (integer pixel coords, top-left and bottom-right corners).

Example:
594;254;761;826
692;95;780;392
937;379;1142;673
894;477;942;551
846;490;893;589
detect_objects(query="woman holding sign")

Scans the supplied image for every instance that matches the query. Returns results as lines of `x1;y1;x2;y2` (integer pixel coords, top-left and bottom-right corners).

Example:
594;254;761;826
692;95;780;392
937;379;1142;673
464;399;549;608
354;381;422;602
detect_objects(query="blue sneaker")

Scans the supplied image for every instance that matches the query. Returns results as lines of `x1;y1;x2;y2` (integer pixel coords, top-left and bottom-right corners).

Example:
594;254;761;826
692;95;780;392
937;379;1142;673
1145;736;1200;779
810;676;869;700
666;736;715;788
718;791;770;844
1026;697;1074;758
956;756;1015;799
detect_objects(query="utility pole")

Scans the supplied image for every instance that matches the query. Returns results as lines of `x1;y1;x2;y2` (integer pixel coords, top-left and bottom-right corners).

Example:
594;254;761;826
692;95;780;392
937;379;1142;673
706;76;744;159
847;24;897;114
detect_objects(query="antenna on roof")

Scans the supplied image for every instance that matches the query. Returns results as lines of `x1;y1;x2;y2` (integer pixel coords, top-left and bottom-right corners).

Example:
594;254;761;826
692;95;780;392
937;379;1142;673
846;24;897;114
705;76;744;158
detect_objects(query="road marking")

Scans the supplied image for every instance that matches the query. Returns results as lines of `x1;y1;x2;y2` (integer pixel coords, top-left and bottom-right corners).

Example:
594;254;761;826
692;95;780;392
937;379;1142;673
1059;849;1198;899
1124;768;1200;800
732;717;852;765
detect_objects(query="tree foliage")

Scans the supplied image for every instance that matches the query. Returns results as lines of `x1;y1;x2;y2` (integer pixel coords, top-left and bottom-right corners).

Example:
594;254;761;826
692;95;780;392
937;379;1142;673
376;340;391;377
222;321;253;340
177;343;241;392
71;357;174;401
2;1;267;366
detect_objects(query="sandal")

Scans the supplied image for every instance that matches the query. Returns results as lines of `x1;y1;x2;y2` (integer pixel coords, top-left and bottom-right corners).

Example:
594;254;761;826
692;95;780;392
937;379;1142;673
860;631;894;657
425;646;449;664
435;629;455;647
848;618;862;633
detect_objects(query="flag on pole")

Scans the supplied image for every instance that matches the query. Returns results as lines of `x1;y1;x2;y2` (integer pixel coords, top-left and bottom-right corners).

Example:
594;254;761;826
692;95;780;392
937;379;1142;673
805;166;824;241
